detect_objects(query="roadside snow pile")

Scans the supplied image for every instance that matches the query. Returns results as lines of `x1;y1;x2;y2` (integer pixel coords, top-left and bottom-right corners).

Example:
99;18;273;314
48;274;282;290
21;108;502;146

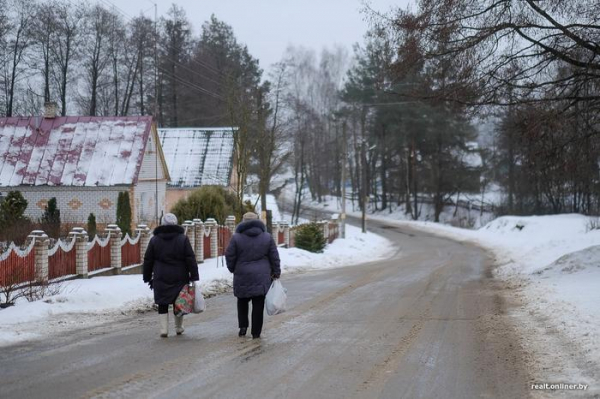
477;214;599;276
0;224;394;347
281;224;394;272
0;276;154;346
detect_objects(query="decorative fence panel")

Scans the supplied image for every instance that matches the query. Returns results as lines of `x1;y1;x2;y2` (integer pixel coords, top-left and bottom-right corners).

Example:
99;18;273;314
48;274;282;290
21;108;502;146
121;234;141;267
203;234;211;260
48;240;76;280
87;237;111;272
0;242;35;286
218;227;232;256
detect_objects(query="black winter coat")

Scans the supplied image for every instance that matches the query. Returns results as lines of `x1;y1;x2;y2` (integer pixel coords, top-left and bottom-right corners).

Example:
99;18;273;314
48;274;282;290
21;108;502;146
142;225;199;305
225;220;281;299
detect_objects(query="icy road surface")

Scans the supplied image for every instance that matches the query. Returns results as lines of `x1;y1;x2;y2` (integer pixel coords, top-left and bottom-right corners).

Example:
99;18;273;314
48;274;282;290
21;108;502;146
0;219;530;399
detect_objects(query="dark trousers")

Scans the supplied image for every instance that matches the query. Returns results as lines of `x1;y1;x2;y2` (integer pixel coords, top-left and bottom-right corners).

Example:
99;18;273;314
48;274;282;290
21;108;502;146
237;296;265;336
158;304;175;314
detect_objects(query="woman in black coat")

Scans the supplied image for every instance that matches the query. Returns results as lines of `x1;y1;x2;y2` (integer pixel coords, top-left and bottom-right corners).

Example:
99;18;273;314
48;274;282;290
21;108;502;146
225;212;281;339
143;213;199;338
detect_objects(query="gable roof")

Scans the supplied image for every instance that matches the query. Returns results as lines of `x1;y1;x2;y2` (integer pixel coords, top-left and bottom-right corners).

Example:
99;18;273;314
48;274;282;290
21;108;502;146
158;127;236;188
0;116;153;187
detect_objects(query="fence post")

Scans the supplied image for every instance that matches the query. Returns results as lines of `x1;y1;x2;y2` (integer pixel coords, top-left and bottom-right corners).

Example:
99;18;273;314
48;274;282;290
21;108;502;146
205;218;218;258
225;215;236;234
331;214;339;242
193;219;204;263
289;226;295;248
282;221;290;248
321;221;329;242
183;220;195;252
136;224;151;263
69;227;89;278
28;230;49;282
106;225;122;274
273;221;280;245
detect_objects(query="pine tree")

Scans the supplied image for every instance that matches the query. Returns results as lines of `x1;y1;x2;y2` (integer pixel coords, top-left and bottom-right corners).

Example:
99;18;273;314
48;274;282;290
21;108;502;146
41;197;61;238
116;192;132;236
87;213;97;240
0;191;28;229
294;223;326;253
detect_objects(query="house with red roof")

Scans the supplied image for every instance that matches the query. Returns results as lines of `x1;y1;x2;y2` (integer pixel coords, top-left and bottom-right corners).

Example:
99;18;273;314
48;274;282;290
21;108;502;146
0;104;170;227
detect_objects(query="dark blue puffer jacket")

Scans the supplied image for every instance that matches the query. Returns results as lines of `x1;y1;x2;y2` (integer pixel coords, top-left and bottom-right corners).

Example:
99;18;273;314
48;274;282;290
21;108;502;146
225;220;281;298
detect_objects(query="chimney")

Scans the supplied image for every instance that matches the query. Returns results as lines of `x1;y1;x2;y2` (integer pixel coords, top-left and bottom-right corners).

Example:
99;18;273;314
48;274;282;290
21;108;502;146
44;102;57;119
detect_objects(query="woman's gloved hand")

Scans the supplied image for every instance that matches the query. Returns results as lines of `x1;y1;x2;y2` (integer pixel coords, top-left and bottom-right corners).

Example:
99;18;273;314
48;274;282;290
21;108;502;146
147;280;153;290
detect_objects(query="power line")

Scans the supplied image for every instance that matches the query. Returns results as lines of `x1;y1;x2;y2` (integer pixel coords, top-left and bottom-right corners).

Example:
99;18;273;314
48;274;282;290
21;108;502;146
97;0;232;88
90;0;226;102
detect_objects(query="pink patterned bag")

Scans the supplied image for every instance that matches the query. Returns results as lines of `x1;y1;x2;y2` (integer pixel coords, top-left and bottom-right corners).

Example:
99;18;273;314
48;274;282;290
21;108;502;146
174;283;195;316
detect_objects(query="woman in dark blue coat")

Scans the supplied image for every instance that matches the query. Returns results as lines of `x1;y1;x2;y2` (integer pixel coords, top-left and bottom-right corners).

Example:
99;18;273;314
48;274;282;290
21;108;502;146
225;212;281;339
143;213;199;338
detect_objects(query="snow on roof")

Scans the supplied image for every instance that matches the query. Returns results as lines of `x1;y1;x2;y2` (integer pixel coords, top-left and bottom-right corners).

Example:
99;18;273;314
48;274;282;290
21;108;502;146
0;116;153;187
158;127;236;188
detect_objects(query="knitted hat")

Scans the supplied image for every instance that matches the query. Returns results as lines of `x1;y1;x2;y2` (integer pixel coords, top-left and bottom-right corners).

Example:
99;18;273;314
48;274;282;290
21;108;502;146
162;213;178;226
242;212;259;221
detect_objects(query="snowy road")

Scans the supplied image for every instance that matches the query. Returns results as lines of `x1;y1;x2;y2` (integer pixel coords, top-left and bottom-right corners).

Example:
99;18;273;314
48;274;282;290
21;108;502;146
0;219;531;399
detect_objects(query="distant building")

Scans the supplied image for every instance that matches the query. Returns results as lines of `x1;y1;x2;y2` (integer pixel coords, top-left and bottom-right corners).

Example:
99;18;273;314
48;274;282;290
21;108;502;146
158;127;237;211
0;108;169;227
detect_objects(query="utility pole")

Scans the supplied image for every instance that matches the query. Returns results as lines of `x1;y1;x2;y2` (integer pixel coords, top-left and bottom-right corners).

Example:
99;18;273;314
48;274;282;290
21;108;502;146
341;120;347;238
152;1;159;227
360;105;367;234
361;140;367;233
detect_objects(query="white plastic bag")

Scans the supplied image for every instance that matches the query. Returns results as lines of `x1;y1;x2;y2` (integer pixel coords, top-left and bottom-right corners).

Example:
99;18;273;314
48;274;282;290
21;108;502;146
266;280;287;316
193;281;206;313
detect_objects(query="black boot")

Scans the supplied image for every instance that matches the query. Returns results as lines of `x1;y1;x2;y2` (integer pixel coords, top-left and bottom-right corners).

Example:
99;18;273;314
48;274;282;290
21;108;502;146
252;334;260;339
239;327;247;337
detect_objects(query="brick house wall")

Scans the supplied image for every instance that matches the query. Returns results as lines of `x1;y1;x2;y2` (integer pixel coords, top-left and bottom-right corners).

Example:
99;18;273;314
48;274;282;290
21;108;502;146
1;185;124;224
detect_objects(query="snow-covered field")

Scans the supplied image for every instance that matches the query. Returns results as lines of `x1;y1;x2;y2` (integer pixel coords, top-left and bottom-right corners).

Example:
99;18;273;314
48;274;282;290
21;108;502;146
0;224;393;347
304;192;600;388
278;186;497;229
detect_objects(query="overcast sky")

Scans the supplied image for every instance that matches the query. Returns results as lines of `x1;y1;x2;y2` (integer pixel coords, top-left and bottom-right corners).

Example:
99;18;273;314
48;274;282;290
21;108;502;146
111;0;412;72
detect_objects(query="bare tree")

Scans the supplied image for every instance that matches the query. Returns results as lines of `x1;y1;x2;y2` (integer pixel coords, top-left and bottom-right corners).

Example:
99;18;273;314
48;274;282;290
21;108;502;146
50;1;82;116
80;4;112;116
129;15;154;115
32;2;57;103
2;0;34;117
256;63;291;221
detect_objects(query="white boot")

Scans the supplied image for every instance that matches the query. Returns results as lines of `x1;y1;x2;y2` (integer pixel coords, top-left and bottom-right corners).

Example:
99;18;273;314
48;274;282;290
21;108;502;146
175;315;184;335
160;313;169;338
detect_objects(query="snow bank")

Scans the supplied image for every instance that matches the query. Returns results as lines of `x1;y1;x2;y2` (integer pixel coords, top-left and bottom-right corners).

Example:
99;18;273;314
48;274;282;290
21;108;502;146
0;224;393;347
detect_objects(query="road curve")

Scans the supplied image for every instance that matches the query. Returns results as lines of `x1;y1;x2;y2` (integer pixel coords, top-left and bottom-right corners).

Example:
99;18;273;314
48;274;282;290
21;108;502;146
0;219;531;399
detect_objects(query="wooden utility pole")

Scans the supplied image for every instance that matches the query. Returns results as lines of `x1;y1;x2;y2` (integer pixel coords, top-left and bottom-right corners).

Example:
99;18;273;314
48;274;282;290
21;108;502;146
361;106;367;234
341;121;347;238
361;140;367;233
